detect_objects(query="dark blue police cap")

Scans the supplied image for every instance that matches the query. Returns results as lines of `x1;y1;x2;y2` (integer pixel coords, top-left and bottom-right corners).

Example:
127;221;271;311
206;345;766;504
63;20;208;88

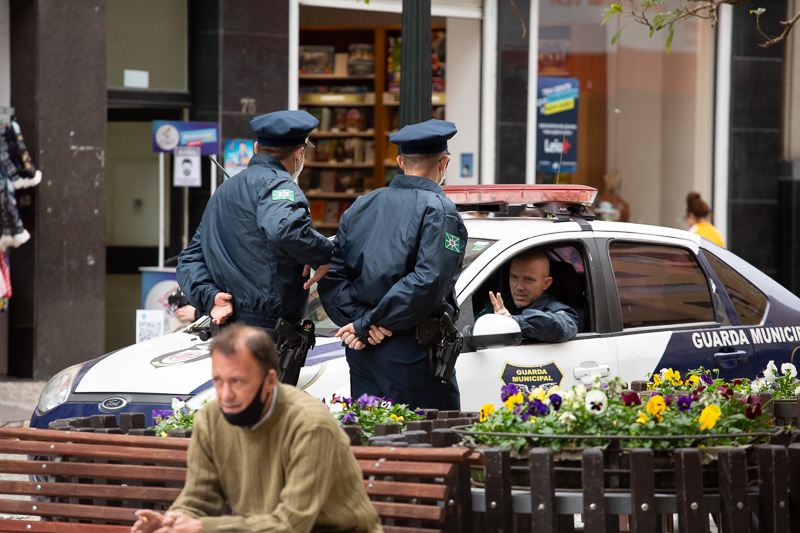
389;119;457;154
250;110;319;148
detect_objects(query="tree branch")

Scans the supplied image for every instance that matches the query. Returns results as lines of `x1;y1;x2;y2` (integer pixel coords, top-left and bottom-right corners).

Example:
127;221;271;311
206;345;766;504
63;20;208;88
755;9;800;48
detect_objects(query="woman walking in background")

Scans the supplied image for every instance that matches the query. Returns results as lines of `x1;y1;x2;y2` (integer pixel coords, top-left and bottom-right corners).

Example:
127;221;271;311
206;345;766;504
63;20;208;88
686;192;724;248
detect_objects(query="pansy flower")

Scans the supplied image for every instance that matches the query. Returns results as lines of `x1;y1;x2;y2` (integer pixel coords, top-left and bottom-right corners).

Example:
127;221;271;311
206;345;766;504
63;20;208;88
622;392;641;407
664;394;675;407
549;393;563;411
500;383;519;402
585;390;608;415
676;395;693;412
479;403;495;422
530;399;549;416
686;375;700;388
645;395;666;422
698;404;721;430
341;412;357;424
636;412;648;425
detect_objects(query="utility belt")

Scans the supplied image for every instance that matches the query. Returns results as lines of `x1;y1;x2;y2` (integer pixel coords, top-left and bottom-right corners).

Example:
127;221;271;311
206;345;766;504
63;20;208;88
187;317;315;387
413;313;463;384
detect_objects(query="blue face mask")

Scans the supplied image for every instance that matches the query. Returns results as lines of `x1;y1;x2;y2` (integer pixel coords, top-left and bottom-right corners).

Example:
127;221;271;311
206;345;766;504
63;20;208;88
220;375;270;427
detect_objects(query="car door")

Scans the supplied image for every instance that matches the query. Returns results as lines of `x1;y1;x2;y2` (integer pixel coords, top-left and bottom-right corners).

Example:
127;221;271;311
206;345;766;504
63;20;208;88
454;233;619;412
594;233;756;384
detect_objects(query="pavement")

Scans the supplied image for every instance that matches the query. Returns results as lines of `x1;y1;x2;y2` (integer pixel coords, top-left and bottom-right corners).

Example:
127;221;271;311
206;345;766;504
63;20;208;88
0;378;46;427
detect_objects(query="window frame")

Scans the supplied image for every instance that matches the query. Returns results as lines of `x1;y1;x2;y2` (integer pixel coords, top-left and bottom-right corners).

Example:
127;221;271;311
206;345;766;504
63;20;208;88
601;237;720;334
701;250;770;327
457;233;603;338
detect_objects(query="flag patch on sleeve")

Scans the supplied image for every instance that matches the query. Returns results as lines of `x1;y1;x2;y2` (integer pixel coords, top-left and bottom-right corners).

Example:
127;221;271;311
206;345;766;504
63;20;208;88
272;189;295;201
444;233;460;253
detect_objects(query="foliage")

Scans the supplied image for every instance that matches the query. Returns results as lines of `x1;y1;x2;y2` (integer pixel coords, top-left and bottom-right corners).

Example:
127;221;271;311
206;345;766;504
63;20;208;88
602;1;800;52
463;372;771;454
753;360;800;400
330;394;424;440
151;398;196;437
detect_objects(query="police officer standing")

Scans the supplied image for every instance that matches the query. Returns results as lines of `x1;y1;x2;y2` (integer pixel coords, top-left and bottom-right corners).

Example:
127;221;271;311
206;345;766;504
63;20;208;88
178;110;333;329
319;119;467;410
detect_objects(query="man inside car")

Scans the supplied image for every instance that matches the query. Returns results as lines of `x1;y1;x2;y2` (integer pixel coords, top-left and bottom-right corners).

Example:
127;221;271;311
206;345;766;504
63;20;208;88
482;249;578;343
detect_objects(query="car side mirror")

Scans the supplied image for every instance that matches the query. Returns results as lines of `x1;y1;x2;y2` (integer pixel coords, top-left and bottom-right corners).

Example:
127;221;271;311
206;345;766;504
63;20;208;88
464;314;522;350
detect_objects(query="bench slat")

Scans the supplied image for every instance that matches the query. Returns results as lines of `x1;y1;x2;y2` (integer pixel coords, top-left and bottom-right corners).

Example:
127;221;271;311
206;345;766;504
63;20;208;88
383;526;442;533
0;480;183;503
364;480;448;500
0;499;137;523
0;460;186;483
0;428;189;450
357;460;454;479
0;440;187;465
352;447;472;463
372;501;444;522
0;521;130;533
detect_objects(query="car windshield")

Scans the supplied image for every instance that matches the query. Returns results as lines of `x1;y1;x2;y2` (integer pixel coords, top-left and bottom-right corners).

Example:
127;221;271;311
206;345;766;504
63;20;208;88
306;237;497;335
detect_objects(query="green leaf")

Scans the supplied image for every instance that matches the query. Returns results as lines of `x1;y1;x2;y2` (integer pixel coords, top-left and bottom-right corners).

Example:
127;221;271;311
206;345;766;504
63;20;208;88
666;25;674;54
750;8;766;16
612;28;623;45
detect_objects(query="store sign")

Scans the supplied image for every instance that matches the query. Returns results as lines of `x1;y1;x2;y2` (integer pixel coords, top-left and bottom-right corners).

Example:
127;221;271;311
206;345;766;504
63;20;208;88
536;77;579;174
152;120;220;156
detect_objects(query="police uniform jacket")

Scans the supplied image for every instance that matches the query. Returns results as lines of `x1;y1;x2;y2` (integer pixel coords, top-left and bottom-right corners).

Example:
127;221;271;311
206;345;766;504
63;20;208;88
319;174;468;343
482;292;578;343
177;154;334;326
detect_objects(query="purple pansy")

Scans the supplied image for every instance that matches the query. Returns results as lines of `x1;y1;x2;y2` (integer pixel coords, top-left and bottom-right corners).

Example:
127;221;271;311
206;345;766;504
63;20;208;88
549;394;563;411
520;411;531;422
676;395;693;412
500;383;519;402
701;373;713;385
357;394;381;409
530;399;549;416
414;409;425;416
341;412;357;424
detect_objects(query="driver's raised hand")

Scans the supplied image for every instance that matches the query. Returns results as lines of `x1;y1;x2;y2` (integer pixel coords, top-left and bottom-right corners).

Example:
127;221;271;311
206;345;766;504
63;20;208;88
489;292;512;318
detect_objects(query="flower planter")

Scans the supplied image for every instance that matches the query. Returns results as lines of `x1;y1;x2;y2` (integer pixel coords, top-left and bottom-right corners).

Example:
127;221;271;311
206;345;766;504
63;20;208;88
773;399;797;427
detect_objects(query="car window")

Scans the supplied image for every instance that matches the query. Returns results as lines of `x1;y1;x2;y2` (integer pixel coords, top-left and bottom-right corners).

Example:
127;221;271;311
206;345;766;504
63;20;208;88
609;242;715;329
704;252;768;326
305;238;497;335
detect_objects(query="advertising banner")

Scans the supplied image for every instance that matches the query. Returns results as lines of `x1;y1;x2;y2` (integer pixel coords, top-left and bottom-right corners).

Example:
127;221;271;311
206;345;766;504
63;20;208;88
224;139;255;176
536;77;579;174
152;120;220;156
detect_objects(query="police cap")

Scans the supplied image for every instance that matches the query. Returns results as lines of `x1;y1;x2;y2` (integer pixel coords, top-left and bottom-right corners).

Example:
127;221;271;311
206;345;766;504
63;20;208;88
389;119;457;154
250;110;318;148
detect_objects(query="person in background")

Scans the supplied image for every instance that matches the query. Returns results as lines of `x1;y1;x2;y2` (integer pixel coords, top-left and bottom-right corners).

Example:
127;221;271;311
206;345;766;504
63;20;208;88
686;192;724;248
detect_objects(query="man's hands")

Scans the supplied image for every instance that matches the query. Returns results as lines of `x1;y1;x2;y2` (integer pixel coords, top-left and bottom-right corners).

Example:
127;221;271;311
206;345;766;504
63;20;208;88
210;292;233;324
303;264;330;290
336;323;392;350
130;510;201;533
489;292;512;318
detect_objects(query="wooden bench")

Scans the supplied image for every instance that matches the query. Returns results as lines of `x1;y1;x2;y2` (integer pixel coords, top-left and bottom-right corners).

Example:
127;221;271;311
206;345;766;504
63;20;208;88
0;427;481;533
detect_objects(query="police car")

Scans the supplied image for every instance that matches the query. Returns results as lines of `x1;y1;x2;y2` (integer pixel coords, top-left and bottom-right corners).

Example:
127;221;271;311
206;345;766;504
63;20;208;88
31;185;800;426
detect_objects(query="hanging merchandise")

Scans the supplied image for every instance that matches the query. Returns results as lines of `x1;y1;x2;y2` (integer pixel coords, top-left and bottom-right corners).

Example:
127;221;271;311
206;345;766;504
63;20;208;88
0;172;29;249
0;254;10;312
1;121;42;189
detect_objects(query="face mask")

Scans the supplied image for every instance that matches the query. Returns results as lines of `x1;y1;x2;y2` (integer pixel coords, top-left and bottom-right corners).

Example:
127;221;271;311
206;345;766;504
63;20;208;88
438;168;447;186
291;150;304;183
221;376;270;427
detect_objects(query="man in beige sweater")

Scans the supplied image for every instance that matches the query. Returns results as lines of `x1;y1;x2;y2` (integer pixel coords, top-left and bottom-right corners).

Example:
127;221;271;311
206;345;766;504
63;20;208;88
131;325;382;533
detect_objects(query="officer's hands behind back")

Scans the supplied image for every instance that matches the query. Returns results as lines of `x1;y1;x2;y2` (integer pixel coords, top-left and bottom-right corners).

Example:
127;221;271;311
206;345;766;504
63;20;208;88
303;264;330;290
210;292;234;324
336;324;393;350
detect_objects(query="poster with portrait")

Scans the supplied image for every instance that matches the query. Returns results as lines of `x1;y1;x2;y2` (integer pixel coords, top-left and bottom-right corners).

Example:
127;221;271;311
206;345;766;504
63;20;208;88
173;146;202;187
224;139;255;176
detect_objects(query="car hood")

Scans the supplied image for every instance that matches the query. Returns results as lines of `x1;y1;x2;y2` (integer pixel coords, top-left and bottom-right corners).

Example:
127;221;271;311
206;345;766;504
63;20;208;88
74;331;346;395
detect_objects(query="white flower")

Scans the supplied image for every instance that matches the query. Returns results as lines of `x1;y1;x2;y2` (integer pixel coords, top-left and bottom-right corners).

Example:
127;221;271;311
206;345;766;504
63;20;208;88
584;390;608;415
558;411;576;429
590;372;603;388
795;385;800;398
574;385;587;399
782;363;797;379
751;379;767;393
764;361;778;383
561;389;576;404
171;398;186;412
659;368;669;380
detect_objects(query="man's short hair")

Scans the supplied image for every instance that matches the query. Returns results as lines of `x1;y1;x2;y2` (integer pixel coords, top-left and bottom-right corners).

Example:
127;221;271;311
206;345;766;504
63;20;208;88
400;151;444;173
210;325;279;374
257;144;303;161
182;159;192;165
512;249;550;277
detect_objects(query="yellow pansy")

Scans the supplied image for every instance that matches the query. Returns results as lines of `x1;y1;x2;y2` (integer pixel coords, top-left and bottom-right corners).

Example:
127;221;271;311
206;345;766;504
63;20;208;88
652;374;662;387
699;404;722;430
529;388;546;401
686;375;700;387
645;395;666;422
390;414;399;422
504;392;524;409
636;412;648;425
664;368;682;385
479;403;495;422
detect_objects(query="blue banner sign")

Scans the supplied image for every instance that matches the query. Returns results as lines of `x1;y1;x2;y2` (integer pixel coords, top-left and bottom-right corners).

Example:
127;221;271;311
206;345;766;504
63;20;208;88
152;120;220;156
536;78;579;174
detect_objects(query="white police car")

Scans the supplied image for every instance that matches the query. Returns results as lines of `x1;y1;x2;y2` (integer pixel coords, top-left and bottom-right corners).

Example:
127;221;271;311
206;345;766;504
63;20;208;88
31;185;800;426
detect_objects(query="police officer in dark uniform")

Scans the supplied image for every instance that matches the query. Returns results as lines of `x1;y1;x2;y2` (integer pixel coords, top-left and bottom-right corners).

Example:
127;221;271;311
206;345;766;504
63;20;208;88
177;110;333;329
318;119;467;410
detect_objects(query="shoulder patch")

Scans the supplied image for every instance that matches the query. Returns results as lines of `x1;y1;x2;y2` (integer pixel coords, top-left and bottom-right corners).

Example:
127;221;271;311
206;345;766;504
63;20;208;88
272;189;295;201
444;233;461;253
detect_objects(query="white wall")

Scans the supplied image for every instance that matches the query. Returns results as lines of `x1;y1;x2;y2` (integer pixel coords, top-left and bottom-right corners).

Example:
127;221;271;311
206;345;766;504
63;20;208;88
446;17;481;185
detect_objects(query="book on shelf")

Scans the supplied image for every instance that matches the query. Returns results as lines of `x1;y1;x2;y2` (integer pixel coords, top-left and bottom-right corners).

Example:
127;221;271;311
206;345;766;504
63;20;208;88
299;46;334;74
309;200;326;224
324;201;341;224
320;107;332;132
315;139;331;162
364;140;375;164
348;44;375;76
319;170;337;192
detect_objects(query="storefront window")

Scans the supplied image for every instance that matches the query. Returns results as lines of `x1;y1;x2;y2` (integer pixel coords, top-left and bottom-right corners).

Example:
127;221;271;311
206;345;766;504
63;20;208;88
538;2;714;229
106;0;188;91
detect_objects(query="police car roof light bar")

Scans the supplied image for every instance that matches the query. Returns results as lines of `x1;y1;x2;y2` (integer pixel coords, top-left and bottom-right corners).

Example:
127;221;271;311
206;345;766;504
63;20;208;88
442;185;597;208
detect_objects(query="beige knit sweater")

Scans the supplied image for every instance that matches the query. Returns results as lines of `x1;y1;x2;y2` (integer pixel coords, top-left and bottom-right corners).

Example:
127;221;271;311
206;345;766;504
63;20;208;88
169;384;383;533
